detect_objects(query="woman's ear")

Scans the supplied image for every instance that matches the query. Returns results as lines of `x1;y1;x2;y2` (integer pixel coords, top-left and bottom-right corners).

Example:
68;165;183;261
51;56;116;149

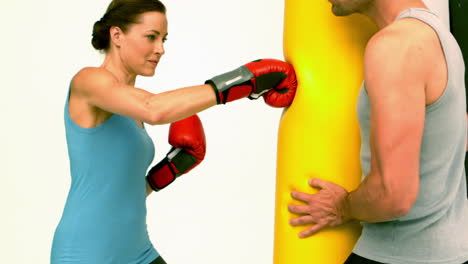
109;26;124;48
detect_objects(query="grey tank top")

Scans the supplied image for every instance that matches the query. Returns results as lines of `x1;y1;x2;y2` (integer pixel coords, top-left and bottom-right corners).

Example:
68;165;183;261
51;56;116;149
355;8;468;264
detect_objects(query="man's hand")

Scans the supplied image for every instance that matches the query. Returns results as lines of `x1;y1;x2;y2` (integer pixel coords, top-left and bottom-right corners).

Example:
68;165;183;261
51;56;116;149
288;178;352;238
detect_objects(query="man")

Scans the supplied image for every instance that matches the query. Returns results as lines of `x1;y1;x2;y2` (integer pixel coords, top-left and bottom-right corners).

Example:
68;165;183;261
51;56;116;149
449;0;468;196
288;0;468;263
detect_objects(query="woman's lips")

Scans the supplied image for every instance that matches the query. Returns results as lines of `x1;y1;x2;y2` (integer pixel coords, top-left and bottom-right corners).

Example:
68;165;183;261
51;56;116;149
148;60;158;66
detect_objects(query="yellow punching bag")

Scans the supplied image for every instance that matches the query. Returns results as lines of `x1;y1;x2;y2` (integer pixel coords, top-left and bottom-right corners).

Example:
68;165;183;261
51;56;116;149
274;1;377;263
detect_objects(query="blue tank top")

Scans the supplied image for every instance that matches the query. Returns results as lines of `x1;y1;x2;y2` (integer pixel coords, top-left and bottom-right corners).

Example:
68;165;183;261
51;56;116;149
51;90;159;263
355;8;468;264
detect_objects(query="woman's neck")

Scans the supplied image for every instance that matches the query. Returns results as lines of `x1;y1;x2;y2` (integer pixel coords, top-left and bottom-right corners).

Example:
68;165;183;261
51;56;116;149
101;53;137;86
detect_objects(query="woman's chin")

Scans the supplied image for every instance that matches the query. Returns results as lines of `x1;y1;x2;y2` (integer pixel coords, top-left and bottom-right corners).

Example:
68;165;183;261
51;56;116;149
140;69;156;77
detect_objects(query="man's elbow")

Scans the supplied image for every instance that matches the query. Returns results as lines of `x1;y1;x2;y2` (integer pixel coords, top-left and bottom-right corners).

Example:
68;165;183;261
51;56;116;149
390;199;414;218
387;190;418;218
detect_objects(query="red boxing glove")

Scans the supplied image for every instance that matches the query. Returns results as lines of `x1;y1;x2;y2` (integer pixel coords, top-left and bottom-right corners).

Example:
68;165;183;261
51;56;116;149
146;115;206;191
206;59;297;107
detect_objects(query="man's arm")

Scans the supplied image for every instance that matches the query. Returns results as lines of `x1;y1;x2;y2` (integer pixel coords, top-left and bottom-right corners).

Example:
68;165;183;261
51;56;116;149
344;27;427;222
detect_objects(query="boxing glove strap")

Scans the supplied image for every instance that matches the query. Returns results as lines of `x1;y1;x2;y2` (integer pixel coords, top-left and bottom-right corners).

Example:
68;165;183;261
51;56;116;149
206;66;254;104
146;158;177;191
146;147;199;191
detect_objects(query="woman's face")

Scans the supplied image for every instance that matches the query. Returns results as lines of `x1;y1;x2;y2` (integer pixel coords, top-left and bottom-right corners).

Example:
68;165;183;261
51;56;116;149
118;11;168;77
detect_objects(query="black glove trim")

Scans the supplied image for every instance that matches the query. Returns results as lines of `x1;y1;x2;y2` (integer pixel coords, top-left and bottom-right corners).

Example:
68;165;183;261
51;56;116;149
205;80;221;104
248;72;287;99
170;148;199;174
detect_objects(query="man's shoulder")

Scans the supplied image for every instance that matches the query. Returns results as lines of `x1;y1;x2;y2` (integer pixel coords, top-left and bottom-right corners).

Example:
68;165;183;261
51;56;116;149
367;18;436;55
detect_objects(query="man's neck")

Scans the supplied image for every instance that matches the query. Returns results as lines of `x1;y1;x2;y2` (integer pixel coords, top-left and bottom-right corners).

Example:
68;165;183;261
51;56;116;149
363;0;428;29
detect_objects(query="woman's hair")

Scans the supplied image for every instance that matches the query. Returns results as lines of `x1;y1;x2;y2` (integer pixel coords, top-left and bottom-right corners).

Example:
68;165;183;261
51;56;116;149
92;0;166;52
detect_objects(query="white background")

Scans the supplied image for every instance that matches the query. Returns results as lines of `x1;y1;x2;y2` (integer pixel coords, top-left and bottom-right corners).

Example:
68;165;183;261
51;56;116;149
2;0;448;263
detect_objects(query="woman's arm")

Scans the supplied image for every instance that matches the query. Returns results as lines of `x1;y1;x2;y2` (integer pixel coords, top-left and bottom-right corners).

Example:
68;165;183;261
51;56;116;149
72;67;217;125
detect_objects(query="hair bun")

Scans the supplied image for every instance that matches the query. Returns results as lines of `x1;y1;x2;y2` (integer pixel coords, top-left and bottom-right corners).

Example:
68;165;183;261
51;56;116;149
91;19;110;51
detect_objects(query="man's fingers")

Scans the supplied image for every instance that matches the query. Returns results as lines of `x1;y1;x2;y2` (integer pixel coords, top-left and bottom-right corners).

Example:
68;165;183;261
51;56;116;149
298;222;326;238
308;178;329;189
288;204;312;215
289;215;315;226
291;190;313;203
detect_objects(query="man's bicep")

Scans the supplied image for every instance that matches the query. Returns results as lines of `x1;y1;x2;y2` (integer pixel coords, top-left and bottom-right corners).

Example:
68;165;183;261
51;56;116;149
364;36;425;200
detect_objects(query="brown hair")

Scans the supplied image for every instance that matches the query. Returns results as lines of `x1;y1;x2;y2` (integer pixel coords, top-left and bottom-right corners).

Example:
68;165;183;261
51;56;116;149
92;0;166;52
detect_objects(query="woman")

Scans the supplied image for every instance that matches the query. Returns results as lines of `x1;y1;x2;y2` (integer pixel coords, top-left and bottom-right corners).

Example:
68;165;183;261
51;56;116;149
50;0;296;263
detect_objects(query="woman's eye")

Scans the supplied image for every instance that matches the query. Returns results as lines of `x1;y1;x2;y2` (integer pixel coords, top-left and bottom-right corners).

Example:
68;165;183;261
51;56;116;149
163;37;168;43
146;35;156;41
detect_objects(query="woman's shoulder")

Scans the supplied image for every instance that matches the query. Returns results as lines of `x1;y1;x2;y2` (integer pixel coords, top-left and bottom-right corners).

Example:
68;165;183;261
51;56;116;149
72;67;116;86
71;67;117;94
